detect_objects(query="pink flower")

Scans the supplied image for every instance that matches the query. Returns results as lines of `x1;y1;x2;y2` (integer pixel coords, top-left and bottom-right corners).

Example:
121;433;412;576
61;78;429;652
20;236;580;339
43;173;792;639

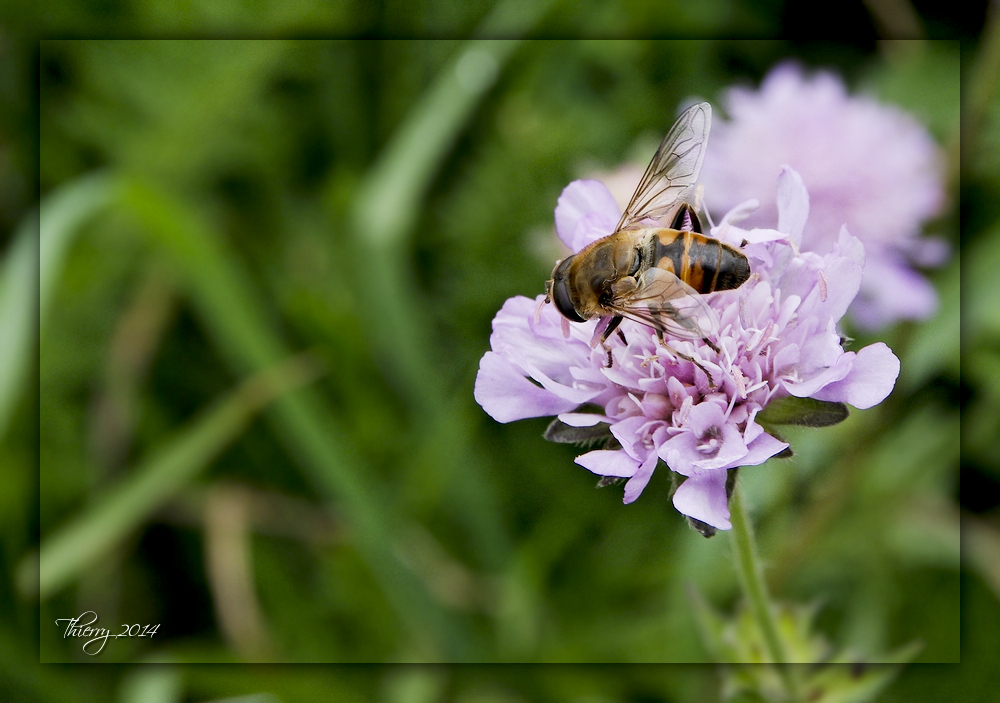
700;62;947;330
475;168;899;532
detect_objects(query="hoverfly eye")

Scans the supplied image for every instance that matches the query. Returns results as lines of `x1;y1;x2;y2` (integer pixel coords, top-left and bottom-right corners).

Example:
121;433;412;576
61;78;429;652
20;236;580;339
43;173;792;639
551;256;586;323
626;248;642;277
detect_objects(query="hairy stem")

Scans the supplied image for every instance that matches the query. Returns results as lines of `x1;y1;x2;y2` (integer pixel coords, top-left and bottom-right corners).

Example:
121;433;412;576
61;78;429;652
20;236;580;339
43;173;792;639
730;481;802;701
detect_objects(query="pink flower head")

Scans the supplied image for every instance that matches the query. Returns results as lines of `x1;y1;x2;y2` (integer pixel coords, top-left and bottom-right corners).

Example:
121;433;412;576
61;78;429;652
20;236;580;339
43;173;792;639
475;168;899;533
700;62;947;330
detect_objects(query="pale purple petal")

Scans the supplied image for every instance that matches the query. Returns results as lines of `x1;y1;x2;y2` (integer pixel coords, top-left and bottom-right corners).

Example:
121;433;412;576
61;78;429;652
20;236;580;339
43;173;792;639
672;470;732;530
659;431;701;475
659;418;748;475
834;226;865;269
623;451;660;504
740;431;789;466
812;342;900;409
575;449;639;478
701;423;749;470
776;166;809;245
685;400;727;435
572;212;619;253
557;412;607;427
555;180;621;252
503;349;605;405
490;297;600;398
907;236;950;267
611;415;654;461
851;259;939;330
474;352;580;422
783;346;854;398
811;249;863;324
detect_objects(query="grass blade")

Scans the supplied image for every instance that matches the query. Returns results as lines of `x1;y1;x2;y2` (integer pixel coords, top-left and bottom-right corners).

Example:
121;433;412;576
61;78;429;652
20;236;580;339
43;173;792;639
0;215;38;440
28;353;323;601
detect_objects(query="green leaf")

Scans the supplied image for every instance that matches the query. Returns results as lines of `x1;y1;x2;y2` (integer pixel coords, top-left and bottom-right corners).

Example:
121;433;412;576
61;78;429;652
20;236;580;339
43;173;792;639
686;516;717;538
807;642;922;703
685;582;728;662
595;476;624;488
758;396;849;428
543;418;613;446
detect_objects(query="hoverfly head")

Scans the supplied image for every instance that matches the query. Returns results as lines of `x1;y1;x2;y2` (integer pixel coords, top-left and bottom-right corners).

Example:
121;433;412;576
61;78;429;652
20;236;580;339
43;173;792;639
549;255;586;323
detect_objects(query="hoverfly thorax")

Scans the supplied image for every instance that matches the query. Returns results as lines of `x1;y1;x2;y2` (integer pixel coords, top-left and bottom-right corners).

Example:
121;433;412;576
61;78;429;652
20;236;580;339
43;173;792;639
550;234;644;322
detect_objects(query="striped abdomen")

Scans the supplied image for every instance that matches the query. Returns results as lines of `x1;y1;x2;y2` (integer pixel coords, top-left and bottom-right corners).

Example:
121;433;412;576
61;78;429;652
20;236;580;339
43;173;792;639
648;229;750;294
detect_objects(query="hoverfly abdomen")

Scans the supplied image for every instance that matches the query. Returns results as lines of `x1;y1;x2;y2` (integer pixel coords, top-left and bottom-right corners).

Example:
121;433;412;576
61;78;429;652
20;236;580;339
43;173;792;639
712;245;751;292
652;229;750;295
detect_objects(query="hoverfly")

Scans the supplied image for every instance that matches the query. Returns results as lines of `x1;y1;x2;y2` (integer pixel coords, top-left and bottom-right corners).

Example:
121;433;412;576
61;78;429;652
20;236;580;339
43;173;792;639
544;102;750;378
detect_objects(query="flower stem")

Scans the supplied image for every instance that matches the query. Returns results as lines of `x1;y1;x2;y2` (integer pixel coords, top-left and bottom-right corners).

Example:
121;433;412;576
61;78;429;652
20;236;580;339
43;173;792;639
729;480;802;702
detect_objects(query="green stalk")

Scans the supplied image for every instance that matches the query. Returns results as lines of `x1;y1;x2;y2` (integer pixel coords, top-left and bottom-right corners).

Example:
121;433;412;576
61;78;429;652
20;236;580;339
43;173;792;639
729;481;801;701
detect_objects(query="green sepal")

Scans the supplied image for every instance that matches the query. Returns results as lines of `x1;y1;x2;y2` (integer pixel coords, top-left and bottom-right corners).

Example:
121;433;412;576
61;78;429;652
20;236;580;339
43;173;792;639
687;516;717;538
543;418;615;447
757;396;849;428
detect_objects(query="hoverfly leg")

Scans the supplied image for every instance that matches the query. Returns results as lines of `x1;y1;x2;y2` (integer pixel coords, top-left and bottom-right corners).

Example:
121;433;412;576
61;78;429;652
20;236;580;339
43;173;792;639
598;315;624;368
616;329;627;345
655;329;717;389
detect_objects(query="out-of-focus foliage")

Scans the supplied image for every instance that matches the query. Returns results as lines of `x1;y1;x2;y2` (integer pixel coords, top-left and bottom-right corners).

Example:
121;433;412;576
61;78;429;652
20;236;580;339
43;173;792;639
960;12;1000;703
0;0;991;699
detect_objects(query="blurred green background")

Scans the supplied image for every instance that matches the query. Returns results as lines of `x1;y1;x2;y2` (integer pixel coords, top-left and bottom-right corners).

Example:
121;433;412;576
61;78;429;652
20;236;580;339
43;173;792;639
0;0;997;698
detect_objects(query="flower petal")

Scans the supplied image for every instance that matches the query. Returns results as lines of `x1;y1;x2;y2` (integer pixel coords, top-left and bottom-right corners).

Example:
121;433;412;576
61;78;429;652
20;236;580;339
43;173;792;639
834;225;865;269
659;431;701;476
555;180;621;252
776;166;809;245
610;415;653;461
672;470;732;530
740;431;789;466
575;449;639;478
572;211;620;253
474;352;580;422
851;259;938;330
783;348;853;398
557;412;607;427
814;242;864;324
623;451;660;503
812;342;900;409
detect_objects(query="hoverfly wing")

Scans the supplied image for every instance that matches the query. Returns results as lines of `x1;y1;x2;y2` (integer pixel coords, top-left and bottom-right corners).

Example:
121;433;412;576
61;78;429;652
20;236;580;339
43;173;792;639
614;102;712;233
610;267;720;343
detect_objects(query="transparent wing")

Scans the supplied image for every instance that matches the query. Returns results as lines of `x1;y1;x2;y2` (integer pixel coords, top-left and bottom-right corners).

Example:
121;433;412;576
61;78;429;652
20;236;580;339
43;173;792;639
615;101;712;232
607;267;719;343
